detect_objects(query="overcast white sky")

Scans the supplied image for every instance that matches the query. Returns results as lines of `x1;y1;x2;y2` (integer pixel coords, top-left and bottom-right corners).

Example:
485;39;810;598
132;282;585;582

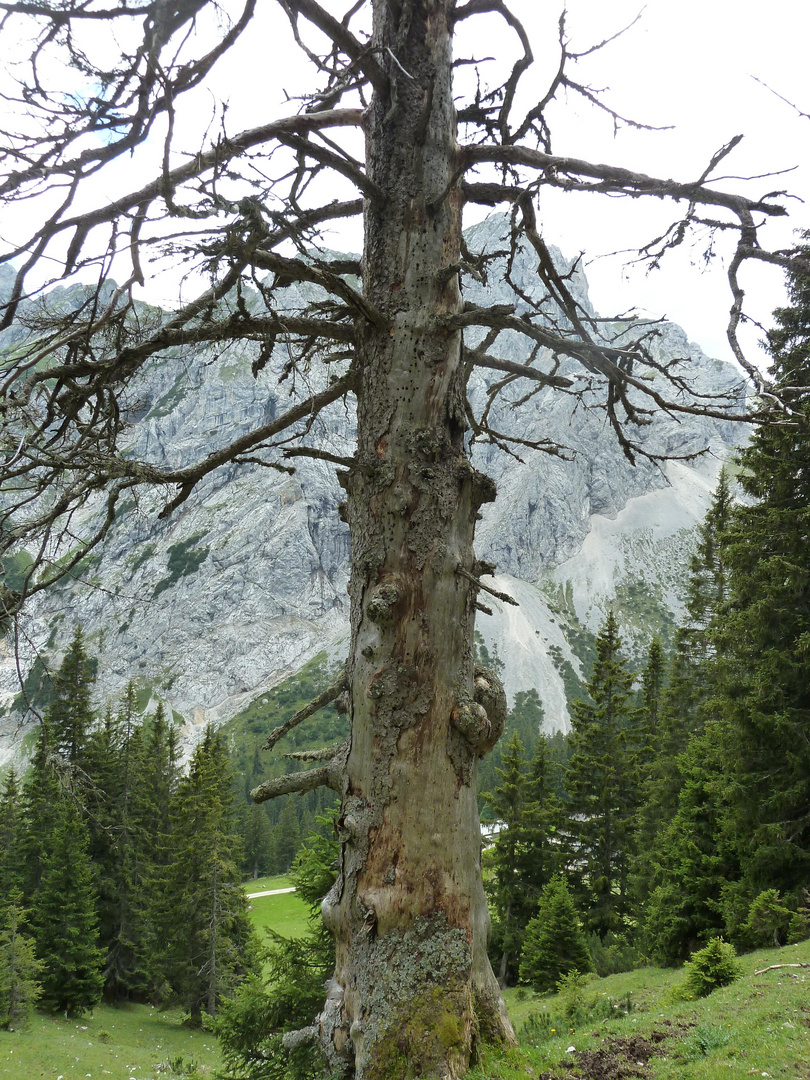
519;0;810;366
2;0;809;370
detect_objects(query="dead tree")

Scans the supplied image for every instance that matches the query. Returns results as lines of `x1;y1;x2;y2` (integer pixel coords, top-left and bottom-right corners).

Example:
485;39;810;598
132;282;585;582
0;1;803;1076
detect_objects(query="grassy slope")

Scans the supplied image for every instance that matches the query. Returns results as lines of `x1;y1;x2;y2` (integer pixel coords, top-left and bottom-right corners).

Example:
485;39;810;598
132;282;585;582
247;885;311;941
475;937;810;1080
6;893;808;1079
244;874;293;894
0;1005;222;1080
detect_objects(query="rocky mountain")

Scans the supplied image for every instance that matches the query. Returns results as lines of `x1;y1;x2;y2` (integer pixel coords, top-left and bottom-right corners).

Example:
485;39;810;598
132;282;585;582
0;216;749;768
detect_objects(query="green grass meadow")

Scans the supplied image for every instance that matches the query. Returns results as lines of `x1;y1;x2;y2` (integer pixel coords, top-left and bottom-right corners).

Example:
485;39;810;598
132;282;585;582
243;875;293;895
0;879;308;1080
245;876;311;941
0;1004;221;1080
3;882;808;1080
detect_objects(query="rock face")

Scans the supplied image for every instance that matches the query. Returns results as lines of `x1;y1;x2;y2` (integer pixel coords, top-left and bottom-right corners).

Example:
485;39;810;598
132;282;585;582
0;217;748;766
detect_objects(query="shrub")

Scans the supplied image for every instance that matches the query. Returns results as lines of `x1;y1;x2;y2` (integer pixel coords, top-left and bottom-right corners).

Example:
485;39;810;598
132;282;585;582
555;969;590;1021
519;1010;554;1046
680;1023;732;1060
681;938;741;999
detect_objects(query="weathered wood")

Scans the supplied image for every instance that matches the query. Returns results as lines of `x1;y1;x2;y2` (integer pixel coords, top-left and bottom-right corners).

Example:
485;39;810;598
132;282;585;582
317;2;515;1076
753;962;810;975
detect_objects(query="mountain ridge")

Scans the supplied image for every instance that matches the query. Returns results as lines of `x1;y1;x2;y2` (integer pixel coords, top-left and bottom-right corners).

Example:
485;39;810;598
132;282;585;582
0;216;749;768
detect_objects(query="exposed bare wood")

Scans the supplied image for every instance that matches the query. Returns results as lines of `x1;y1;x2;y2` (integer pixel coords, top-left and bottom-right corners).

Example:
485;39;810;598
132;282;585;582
251;762;339;801
262;675;348;752
753;963;810;975
456;565;518;607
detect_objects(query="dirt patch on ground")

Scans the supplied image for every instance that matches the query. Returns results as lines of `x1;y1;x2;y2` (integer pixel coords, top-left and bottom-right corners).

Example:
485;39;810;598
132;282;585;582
538;1033;668;1080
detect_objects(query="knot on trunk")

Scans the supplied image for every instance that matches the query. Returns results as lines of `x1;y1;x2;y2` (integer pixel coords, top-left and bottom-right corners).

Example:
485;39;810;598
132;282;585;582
452;700;490;750
451;666;507;756
366;581;402;624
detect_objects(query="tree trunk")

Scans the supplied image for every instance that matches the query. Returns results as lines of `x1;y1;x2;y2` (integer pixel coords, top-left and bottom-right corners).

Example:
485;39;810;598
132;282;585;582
319;1;515;1076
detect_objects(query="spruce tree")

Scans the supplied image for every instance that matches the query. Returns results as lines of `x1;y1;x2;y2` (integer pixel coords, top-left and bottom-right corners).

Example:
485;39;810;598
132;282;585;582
518;876;592;992
712;248;810;910
0;888;43;1028
45;625;96;767
270;797;302;875
18;733;66;897
484;731;560;985
484;733;530;986
217;818;339;1080
30;797;104;1015
166;728;258;1020
0;768;24;894
240;803;275;881
129;701;181;999
634;636;665;783
83;685;143;999
564;610;636;936
642;721;737;964
633;475;733;908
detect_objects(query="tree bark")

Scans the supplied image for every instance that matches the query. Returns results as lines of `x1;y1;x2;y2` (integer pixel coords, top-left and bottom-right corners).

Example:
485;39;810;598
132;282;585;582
318;2;515;1076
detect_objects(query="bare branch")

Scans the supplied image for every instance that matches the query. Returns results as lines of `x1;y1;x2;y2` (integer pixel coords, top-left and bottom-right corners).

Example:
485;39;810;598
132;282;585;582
461;144;788;218
262;674;348;751
753;963;810;975
155;373;356;517
251;762;339;802
456;564;518;606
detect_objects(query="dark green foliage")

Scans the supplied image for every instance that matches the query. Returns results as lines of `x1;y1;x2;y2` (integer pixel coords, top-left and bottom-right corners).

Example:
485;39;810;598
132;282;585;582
642;721;736;965
634;636;665;782
240;802;276;880
165;728;259;1019
0;888;43;1027
271;797;303;874
518;876;592;992
478;688;546;816
583;931;645;977
0;549;34;592
18;734;66;896
711;254;810;903
643;251;810;956
11;652;58;716
30;798;105;1015
743;889;796;948
642;473;733;824
126;701;181;999
44;625;96;766
152;533;210;597
484;731;560;985
681;938;741;998
632;475;736;932
0;767;24;893
564;610;638;935
223;654;346;849
547;643;589;707
83;684;150;999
